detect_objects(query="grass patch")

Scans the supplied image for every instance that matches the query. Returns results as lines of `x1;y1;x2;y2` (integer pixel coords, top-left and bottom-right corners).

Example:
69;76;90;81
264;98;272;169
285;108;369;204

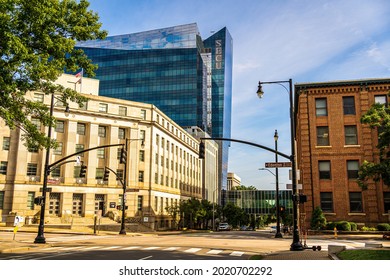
249;255;264;260
337;250;390;260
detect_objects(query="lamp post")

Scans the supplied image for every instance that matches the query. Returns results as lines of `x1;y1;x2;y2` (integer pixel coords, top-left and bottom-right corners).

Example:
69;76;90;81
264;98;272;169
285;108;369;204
119;138;144;235
273;130;283;238
256;79;303;251
34;94;69;244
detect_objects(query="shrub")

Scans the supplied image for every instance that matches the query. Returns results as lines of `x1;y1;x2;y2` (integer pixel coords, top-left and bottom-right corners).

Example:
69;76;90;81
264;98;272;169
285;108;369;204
350;222;358;231
310;207;327;230
326;222;336;230
337;221;351;231
361;226;377;231
377;223;390;231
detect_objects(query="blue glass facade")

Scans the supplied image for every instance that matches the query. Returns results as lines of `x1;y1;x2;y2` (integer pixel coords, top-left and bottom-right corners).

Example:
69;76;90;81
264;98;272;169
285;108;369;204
76;23;232;189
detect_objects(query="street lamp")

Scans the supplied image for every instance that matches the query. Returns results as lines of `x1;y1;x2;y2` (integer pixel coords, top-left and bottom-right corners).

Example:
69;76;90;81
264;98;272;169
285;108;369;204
119;138;144;235
258;130;283;238
256;79;303;251
34;94;69;244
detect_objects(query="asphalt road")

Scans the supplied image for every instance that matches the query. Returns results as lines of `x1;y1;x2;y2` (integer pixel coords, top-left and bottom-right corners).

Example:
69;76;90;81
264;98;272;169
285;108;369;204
0;230;388;260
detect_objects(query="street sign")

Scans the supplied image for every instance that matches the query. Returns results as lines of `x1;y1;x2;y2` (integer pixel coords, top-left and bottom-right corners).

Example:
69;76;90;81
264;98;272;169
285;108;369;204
126;188;140;192
286;184;303;190
265;162;292;168
39;187;52;192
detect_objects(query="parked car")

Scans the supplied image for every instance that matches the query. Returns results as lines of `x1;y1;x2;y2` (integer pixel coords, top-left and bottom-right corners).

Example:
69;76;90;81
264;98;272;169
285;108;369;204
240;225;254;231
218;223;231;231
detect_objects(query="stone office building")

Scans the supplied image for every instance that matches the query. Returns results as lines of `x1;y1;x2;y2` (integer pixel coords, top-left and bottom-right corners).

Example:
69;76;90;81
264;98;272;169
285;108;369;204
295;78;390;227
0;74;218;230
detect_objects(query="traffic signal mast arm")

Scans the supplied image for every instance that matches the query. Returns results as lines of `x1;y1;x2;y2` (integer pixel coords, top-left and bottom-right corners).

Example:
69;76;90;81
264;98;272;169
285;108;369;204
200;137;291;160
48;143;125;171
104;166;125;187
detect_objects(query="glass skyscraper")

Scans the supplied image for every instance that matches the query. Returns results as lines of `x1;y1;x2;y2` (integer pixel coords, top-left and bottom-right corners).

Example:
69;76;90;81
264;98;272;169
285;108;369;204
76;23;232;189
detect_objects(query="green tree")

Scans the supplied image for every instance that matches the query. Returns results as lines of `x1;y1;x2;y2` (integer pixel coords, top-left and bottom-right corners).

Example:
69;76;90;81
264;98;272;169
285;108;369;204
222;202;248;228
233;185;257;190
358;99;390;189
310;206;327;230
0;0;107;150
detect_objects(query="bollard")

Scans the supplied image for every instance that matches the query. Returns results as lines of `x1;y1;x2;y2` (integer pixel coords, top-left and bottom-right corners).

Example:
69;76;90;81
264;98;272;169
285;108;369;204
93;215;97;235
334;227;337;239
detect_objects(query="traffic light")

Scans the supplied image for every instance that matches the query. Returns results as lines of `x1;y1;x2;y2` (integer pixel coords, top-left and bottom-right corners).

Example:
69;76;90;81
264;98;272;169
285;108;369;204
120;148;127;164
103;168;110;181
79;165;87;178
34;196;44;206
199;142;205;159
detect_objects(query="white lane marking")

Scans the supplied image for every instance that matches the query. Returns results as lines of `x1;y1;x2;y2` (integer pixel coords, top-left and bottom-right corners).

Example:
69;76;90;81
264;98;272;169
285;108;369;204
103;246;122;250
163;247;181;251
184;248;201;253
139;255;153;260
78;246;103;251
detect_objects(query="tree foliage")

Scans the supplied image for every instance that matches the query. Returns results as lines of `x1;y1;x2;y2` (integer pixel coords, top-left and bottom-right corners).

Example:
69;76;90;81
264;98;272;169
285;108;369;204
0;0;107;149
310;206;327;230
358;100;390;189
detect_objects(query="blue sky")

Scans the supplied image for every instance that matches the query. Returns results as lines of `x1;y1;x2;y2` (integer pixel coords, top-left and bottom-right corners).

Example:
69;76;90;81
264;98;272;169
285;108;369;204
87;0;390;190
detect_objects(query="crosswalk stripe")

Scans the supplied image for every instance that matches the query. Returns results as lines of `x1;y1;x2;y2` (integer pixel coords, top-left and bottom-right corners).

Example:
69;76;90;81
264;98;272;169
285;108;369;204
184;248;201;253
207;249;223;255
230;251;244;257
163;247;181;251
120;246;141;250
57;246;82;251
78;246;102;251
143;246;160;250
104;246;122;250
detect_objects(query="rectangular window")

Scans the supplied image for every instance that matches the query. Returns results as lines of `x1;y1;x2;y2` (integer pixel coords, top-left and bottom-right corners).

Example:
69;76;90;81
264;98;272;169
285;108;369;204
316;126;329;146
96;168;104;179
27;163;38;176
98;126;106;138
34;93;44;103
77;123;86;135
384;192;390;212
320;192;333;212
51;167;61;177
2;137;10;151
27;192;35;210
31;117;41;130
319;161;331;179
375;95;387;105
140;130;146;141
118;106;127;116
315;98;327;116
139;150;145;162
345;125;358;145
97;148;105;159
118;128;125;139
155;153;158;165
349;192;363;212
0;191;4;209
347;160;359;179
141;109;146;120
74;166;81;178
53;142;63;155
138;171;144;182
55;120;65;133
137;196;143;211
0;161;7;175
116;169;124;181
99;103;108;113
75;144;84;157
343;96;356;115
154;173;158;184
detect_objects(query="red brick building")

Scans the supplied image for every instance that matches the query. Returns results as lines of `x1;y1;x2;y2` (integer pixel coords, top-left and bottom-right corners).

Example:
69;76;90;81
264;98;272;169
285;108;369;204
295;78;390;227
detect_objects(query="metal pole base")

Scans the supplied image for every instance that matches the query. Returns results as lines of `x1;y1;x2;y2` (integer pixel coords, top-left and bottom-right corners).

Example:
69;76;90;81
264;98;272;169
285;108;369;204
34;235;46;244
290;241;304;251
274;232;283;238
119;229;127;235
